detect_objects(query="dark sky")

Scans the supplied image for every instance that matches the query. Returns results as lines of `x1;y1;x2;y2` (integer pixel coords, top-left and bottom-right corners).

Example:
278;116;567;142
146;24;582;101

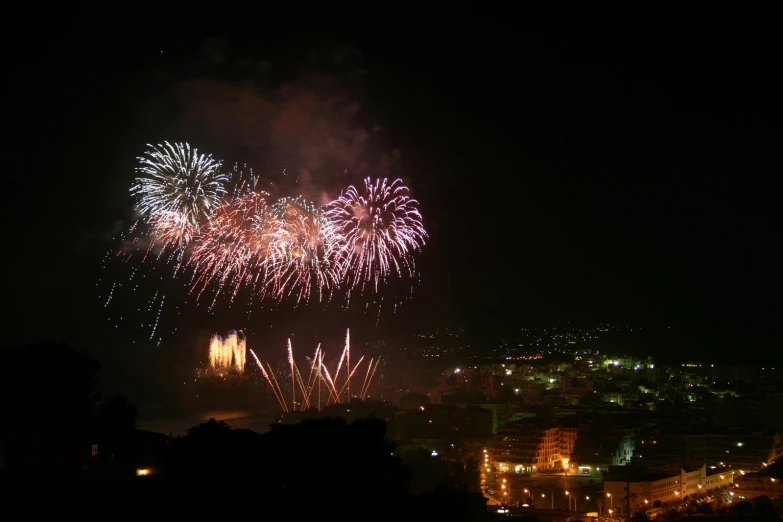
7;11;781;372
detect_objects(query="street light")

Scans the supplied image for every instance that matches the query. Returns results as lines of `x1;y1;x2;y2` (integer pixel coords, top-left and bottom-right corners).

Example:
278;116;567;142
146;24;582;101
566;491;571;511
607;493;613;511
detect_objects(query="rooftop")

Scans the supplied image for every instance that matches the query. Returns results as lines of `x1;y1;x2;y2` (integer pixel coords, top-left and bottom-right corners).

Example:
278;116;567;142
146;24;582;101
605;472;677;483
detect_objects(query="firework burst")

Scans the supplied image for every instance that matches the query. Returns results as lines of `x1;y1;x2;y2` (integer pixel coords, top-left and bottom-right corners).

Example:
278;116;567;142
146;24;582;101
130;142;227;250
112;143;429;324
325;177;427;291
190;191;273;304
262;197;344;303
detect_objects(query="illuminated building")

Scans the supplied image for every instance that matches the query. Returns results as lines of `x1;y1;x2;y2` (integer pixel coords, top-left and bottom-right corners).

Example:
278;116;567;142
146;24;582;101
771;433;783;463
489;418;578;473
604;472;681;514
647;464;733;497
733;463;783;500
605;463;734;515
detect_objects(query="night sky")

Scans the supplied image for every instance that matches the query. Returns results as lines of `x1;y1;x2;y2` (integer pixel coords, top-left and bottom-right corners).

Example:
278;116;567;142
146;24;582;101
7;11;781;378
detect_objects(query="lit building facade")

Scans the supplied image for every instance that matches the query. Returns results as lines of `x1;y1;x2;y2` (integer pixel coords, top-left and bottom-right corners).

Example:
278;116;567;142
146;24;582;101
604;472;680;515
734;471;783;500
648;464;734;497
605;464;734;515
490;420;577;473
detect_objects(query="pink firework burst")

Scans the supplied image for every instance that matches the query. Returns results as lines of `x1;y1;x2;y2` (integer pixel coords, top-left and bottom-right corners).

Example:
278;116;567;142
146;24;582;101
190;191;272;304
325;177;427;291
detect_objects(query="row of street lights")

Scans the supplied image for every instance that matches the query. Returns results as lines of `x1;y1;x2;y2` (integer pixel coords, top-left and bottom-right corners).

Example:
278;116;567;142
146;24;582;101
512;482;591;511
482;448;592;512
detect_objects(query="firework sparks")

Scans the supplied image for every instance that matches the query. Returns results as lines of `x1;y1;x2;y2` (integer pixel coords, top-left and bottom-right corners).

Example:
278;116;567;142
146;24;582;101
114;143;430;324
209;331;247;372
250;349;288;412
325;177;427;292
262;197;344;303
131;142;227;250
253;329;379;412
190;191;273;304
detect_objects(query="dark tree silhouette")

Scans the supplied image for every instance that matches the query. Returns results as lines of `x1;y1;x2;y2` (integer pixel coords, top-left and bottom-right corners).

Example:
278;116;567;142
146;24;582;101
185;418;231;438
164;415;412;519
0;343;100;475
629;511;650;522
464;457;481;493
95;395;137;436
93;394;138;466
733;501;754;516
403;449;480;494
752;496;777;518
166;418;259;481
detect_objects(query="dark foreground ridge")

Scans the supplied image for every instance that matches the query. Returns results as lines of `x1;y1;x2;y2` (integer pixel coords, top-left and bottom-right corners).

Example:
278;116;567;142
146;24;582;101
0;344;491;521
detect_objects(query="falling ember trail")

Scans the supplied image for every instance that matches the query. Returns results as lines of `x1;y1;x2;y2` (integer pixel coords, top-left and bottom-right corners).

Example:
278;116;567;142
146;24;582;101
346;329;351;400
288;340;296;411
360;357;374;399
362;358;381;400
250;349;287;412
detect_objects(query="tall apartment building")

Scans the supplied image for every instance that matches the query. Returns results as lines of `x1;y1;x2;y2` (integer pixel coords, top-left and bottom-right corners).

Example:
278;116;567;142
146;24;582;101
490;418;577;473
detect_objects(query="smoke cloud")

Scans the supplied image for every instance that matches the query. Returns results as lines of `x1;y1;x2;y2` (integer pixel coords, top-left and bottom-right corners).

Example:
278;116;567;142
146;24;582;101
137;39;399;202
